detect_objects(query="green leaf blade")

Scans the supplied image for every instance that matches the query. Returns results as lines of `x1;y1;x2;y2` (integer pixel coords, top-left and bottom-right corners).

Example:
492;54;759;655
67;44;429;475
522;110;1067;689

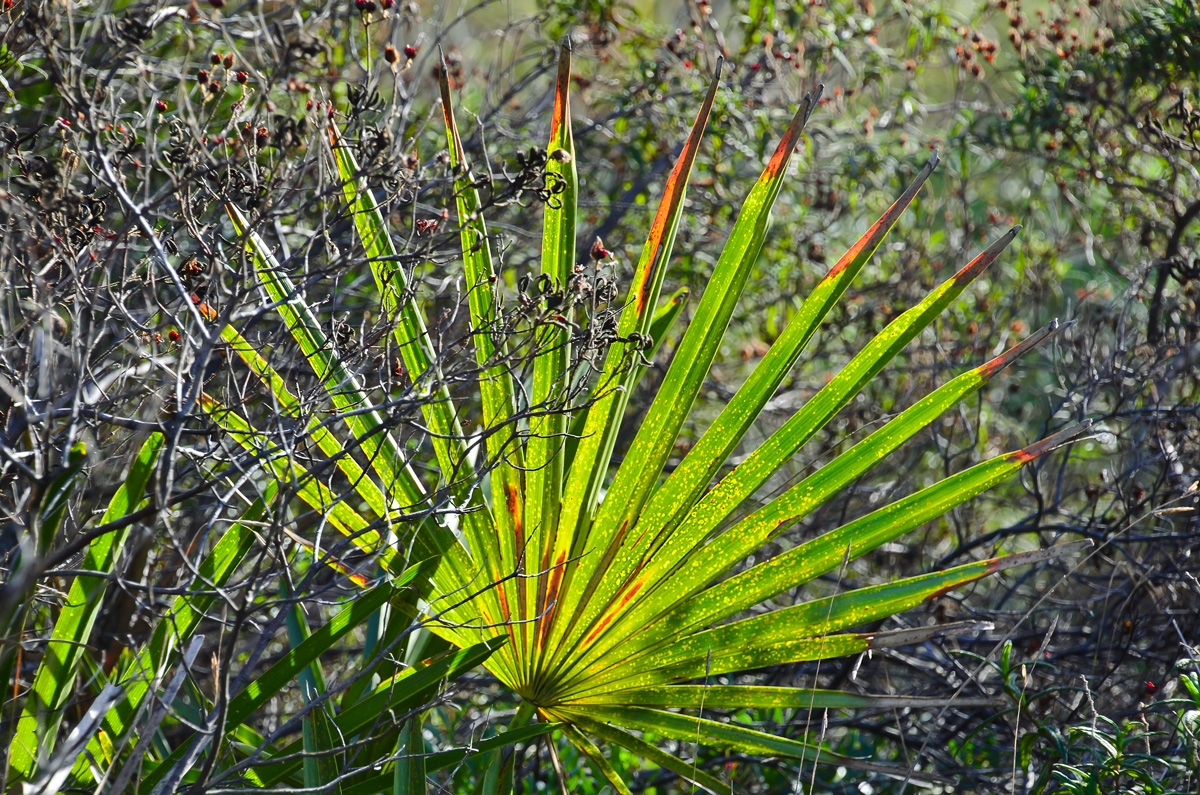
552;90;822;672
544;63;725;679
528;41;580;674
581;153;940;638
573;319;1064;671
10;434;163;781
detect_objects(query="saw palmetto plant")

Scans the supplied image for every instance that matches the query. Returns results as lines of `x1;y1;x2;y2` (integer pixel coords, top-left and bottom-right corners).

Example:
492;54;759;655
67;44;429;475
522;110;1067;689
6;44;1090;795
383;50;1086;789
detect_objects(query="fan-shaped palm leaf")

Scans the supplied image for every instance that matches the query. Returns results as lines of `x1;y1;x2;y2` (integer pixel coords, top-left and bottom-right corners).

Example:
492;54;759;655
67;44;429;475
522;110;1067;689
210;43;1087;791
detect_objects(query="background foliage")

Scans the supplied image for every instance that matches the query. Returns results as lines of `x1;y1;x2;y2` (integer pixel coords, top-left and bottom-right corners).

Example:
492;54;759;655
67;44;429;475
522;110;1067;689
1;0;1198;792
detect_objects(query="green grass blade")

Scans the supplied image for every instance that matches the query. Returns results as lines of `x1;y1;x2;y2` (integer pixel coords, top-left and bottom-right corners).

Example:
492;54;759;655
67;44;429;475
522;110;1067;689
550;90;821;672
528;40;580;671
579;153;939;642
571;320;1064;670
9;434;163;780
564;712;732;795
545;63;723;674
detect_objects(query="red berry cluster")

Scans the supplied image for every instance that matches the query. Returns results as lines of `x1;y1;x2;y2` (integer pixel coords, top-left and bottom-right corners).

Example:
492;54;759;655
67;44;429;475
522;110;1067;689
1001;0;1111;59
954;26;998;78
384;44;417;67
196;52;244;99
